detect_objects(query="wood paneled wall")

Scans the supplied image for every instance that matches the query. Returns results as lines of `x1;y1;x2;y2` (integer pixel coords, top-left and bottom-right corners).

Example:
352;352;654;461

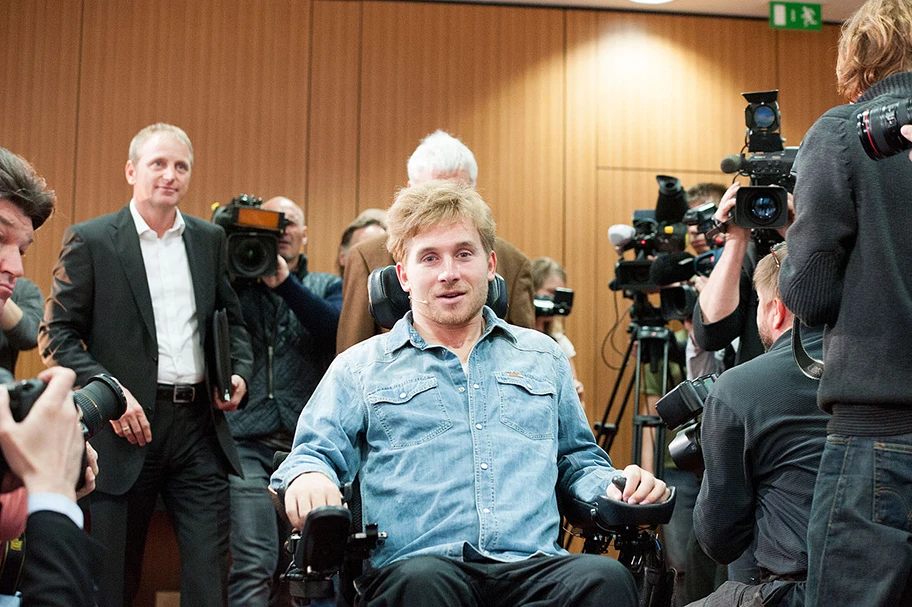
2;0;843;471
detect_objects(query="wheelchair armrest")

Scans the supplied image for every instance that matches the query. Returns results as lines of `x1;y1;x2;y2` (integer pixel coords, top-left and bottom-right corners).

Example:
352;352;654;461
564;487;676;532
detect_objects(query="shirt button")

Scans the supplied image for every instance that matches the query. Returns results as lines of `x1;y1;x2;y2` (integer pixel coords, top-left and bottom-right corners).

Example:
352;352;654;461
475;423;483;430
480;463;489;470
458;387;465;392
473;383;480;389
483;508;491;514
399;392;406;398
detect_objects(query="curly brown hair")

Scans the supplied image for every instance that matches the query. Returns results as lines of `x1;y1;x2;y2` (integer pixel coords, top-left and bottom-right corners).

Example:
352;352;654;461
836;0;912;101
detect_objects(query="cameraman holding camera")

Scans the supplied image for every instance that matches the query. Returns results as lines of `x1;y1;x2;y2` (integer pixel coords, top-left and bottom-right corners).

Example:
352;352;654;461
690;244;827;607
0;147;102;606
691;182;791;368
778;1;912;604
225;196;342;607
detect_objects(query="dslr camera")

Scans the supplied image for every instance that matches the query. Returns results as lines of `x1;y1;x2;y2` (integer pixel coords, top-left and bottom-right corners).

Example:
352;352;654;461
2;374;127;480
212;194;289;278
654;374;716;475
857;98;912;160
721;90;797;230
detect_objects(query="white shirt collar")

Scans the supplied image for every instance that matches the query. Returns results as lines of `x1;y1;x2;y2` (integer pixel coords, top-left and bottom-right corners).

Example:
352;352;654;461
129;199;186;238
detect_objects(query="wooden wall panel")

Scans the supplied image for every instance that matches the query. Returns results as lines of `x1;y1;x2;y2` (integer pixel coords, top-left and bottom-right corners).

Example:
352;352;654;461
307;0;363;275
0;0;82;378
74;0;312;225
358;1;566;256
596;14;779;173
777;26;844;145
564;11;601;424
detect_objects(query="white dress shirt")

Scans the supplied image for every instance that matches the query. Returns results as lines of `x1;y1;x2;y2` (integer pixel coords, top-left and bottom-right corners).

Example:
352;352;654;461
129;200;205;384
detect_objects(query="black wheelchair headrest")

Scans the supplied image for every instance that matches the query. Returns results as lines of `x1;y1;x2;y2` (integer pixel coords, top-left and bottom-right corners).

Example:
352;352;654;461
368;265;508;330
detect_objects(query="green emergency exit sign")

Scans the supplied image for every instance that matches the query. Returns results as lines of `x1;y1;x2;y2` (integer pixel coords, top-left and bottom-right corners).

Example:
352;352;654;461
770;2;822;30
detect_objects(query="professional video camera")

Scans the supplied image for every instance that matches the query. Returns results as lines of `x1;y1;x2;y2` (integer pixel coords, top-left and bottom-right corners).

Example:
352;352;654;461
720;90;798;231
534;288;574;317
654;374;716;475
1;374;126;481
609;175;689;293
856;98;912;160
211;194;289;278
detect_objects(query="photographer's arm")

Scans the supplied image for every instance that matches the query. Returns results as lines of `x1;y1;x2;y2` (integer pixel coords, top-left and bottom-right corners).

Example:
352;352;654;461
266;256;343;345
1;278;42;351
693;394;755;564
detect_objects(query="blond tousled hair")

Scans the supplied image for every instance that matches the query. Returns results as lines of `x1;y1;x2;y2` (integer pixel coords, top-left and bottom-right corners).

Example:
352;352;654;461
385;180;495;263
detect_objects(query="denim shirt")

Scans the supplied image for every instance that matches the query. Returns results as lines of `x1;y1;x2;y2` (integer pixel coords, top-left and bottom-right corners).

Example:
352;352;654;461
271;307;619;568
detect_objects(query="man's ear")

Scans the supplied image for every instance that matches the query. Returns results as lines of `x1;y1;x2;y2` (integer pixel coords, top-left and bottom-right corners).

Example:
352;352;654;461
301;226;308;250
125;160;136;185
395;261;410;293
488;250;497;282
773;298;790;332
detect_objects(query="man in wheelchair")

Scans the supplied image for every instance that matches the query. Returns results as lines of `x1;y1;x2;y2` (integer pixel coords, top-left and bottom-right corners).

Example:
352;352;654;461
271;180;671;606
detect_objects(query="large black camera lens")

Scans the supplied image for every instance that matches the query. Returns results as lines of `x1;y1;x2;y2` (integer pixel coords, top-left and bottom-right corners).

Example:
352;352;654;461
227;233;279;278
74;374;128;439
734;186;787;229
5;373;126;440
856;99;912;160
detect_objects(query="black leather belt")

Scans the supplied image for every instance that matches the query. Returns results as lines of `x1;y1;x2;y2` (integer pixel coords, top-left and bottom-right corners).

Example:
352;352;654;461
156;382;206;404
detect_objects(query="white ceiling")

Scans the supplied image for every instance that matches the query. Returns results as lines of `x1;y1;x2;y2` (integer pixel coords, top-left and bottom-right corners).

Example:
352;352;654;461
450;0;863;23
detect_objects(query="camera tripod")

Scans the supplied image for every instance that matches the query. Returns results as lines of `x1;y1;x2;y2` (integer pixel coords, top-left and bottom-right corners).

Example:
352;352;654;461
594;293;680;480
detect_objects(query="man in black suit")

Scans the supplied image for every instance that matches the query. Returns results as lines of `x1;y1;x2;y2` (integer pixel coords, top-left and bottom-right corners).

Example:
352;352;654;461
39;123;254;607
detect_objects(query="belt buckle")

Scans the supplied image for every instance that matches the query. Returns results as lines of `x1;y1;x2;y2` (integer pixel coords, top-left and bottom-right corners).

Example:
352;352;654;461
172;385;195;403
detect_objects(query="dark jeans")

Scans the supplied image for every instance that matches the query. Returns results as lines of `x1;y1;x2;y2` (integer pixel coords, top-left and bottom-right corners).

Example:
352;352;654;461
805;433;912;607
228;439;292;607
355;553;637;606
685;580;802;607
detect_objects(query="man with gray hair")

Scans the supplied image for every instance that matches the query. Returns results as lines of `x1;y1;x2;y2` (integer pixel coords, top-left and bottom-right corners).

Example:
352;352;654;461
40;123;253;607
335;130;535;353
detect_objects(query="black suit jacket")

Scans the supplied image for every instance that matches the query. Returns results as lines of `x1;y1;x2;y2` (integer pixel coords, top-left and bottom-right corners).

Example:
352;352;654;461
38;205;253;495
20;510;103;607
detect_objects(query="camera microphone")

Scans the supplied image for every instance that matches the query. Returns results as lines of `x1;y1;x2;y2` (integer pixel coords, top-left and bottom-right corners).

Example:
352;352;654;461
720;154;744;174
649;251;696;286
608;224;637;251
410;295;429;305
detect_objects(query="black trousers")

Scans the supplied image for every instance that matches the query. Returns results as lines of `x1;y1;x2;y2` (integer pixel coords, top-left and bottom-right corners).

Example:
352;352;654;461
90;397;231;607
356;553;638;607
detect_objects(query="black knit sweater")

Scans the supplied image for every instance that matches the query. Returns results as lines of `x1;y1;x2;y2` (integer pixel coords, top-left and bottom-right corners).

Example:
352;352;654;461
779;71;912;435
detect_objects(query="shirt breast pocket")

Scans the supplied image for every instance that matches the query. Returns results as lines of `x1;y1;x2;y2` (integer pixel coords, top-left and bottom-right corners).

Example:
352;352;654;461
368;376;453;449
494;372;556;440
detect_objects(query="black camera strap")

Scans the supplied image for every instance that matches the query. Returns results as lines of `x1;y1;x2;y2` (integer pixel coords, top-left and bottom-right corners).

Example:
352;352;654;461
791;316;824;380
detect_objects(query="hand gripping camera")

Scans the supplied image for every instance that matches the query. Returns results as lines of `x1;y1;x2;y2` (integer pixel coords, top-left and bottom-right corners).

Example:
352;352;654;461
2;374;127;481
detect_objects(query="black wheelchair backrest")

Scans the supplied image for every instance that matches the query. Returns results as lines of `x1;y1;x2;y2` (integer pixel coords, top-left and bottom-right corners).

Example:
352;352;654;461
367;265;508;329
